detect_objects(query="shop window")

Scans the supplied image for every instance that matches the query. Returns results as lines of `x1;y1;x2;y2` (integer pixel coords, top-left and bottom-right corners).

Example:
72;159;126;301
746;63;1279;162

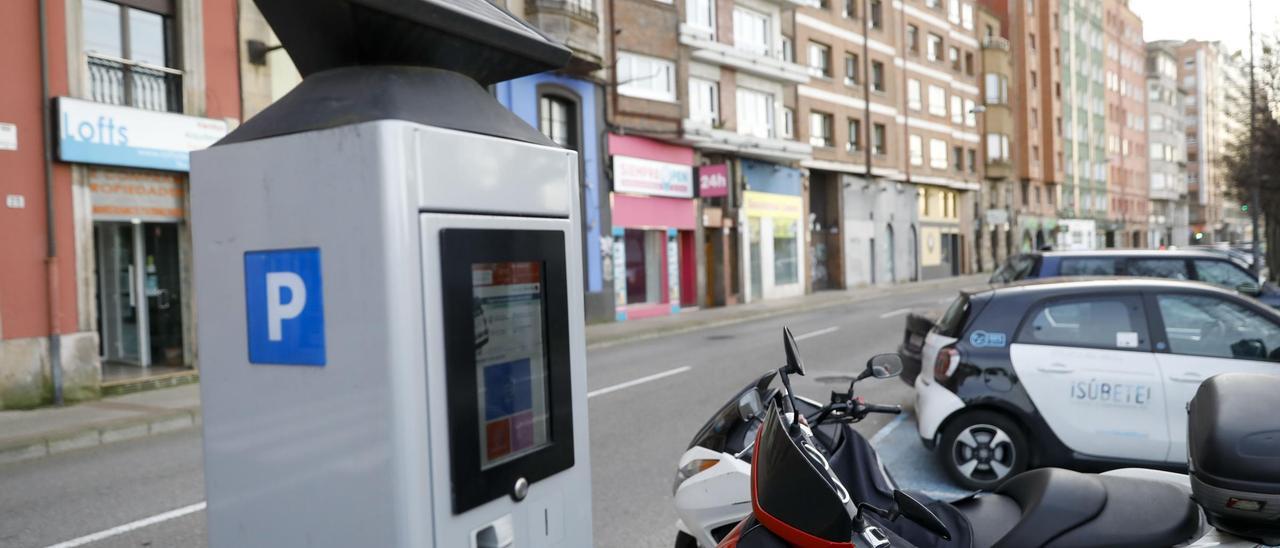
82;0;180;112
774;219;799;285
624;229;664;304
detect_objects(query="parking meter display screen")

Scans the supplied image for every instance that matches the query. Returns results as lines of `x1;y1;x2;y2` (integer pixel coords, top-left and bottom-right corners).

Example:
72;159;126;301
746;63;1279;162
473;261;551;469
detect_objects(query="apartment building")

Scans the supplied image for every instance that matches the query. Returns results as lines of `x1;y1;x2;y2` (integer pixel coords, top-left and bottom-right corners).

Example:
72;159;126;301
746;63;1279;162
981;0;1063;252
792;0;984;286
1145;41;1188;248
1057;0;1107;248
1176;40;1246;244
677;0;815;303
1102;0;1146;248
977;6;1014;268
0;0;241;408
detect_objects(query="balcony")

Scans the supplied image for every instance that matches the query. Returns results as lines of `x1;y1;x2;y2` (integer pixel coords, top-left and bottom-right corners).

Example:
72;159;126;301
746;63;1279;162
525;0;603;70
682;118;813;163
982;37;1010;51
679;25;810;84
87;53;183;113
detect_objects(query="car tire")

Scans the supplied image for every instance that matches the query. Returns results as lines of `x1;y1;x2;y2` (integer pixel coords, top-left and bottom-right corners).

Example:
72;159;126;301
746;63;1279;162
675;531;699;548
939;410;1029;491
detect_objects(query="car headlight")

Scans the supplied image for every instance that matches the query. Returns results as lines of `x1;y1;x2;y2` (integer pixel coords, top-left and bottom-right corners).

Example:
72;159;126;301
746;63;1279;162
672;459;717;494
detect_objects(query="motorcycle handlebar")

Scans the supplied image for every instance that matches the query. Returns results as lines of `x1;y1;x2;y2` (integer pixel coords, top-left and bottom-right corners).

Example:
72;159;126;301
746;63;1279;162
862;403;902;415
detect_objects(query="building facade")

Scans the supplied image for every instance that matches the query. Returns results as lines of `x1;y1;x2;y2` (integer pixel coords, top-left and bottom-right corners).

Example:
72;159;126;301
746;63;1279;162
1176;40;1245;244
1102;0;1146;247
0;0;241;409
1058;0;1107;249
1145;41;1188;248
977;6;1014;268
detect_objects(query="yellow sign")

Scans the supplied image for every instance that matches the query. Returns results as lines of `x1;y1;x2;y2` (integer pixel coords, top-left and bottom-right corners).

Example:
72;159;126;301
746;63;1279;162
921;226;942;267
743;191;802;219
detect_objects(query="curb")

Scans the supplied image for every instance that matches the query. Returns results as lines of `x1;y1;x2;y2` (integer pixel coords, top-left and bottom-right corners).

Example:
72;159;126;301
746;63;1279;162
0;407;202;466
585;275;987;350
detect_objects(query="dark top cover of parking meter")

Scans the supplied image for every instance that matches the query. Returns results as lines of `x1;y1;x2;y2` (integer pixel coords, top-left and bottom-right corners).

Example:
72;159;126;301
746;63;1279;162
217;0;573;148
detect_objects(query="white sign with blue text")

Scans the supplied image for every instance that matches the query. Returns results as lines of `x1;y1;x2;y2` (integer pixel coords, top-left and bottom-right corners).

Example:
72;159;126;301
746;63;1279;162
244;248;326;365
56;97;228;172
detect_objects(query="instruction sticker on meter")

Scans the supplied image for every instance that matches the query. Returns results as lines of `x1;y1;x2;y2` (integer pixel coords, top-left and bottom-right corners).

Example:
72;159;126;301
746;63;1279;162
473;261;551;468
244;248;326;365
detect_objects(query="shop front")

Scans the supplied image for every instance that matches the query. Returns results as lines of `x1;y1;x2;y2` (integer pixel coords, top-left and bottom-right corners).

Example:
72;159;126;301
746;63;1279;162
740;160;805;301
608;134;698;321
57;98;226;381
917;185;963;281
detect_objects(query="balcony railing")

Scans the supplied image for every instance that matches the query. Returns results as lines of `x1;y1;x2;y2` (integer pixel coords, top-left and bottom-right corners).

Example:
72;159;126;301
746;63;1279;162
87;52;183;113
528;0;598;25
982;37;1009;51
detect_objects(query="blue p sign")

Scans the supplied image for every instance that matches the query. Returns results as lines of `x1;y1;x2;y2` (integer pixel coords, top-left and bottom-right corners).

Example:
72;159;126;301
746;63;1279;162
244;248;326;365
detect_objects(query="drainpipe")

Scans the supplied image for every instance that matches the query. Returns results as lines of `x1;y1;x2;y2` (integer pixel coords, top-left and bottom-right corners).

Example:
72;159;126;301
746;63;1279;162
39;0;64;405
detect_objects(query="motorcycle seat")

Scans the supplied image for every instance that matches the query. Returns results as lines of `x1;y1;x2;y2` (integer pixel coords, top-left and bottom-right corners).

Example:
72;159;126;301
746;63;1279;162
954;468;1202;548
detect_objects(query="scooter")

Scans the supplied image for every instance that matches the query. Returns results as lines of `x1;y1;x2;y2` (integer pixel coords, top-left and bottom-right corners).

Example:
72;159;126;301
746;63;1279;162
710;327;1279;547
673;358;902;547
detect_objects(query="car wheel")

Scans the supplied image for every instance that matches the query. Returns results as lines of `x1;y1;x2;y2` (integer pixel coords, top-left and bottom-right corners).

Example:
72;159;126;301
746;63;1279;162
939;410;1029;491
675;531;699;548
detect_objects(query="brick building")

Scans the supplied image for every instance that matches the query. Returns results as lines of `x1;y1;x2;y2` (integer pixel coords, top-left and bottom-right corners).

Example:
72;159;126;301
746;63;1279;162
1103;0;1147;247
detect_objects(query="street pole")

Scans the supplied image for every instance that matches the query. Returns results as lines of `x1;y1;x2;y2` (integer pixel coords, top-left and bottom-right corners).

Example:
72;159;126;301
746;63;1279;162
1250;0;1262;276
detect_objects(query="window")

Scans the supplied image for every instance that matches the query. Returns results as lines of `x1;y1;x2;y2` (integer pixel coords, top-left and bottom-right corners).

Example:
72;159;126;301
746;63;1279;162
847;118;862;152
82;0;179;112
950;95;963;124
985;73;1008;104
949;46;961;71
1126;258;1192;280
1017;296;1149;351
871;61;885;92
843;0;856;18
688;78;719;125
1029;32;1036;50
1030;107;1038;128
617;52;676;101
774;219;800;285
953;145;963;171
687;0;715;34
870;0;882;28
907;25;919;54
948;0;960;22
926;0;941;8
1157;294;1280;362
1194;260;1256;289
928;34;944;62
907;79;922;110
782;37;795;62
964;99;976;126
733;7;771;56
809;111;834;147
966;148;976;173
930;138;948;169
782;107;795;139
1026;0;1034;15
872;123;887;155
964;52;974;76
928;85;947;117
844;53;860;85
961;3;974;29
539;95;578;150
1030;70;1038;88
625;230;665;304
986;133;1009;161
909;134;924;165
1060;258;1118;276
808;42;832;78
736;88;775;139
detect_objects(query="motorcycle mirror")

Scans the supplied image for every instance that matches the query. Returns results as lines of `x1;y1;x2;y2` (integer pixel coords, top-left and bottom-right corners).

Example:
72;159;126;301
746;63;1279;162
866;354;904;380
893;490;952;541
782;327;806;377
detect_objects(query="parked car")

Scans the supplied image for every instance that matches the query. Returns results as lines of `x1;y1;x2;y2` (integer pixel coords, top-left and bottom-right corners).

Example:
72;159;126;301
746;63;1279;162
915;277;1280;490
989;249;1279;307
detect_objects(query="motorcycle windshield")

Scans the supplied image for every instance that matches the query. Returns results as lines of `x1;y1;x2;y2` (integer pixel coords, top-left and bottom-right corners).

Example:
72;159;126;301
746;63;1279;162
687;370;777;452
751;403;853;546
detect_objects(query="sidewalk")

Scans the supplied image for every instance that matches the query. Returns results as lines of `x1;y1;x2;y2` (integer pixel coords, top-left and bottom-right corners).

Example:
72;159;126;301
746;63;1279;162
0;274;986;466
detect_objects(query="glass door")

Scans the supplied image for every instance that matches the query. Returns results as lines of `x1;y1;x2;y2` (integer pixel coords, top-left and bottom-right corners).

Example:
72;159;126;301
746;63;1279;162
95;222;146;365
143;223;184;366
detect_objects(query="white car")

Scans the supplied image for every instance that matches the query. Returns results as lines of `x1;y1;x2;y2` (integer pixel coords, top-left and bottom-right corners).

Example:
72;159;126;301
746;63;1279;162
915;278;1280;490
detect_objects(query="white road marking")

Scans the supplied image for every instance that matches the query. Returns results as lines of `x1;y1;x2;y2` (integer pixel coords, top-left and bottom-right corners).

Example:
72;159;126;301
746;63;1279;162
44;501;207;548
938;296;956;303
867;412;909;446
878;308;912;319
794;326;840;341
588;366;692;399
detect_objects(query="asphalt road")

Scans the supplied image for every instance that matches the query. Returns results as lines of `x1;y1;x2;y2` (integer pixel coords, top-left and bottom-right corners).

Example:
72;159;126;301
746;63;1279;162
0;280;976;548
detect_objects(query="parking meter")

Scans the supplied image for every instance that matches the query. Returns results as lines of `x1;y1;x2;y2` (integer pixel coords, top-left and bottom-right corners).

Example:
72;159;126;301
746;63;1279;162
189;1;591;546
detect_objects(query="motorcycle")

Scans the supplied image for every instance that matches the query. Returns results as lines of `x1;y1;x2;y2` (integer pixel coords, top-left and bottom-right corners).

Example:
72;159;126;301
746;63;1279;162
705;327;1279;547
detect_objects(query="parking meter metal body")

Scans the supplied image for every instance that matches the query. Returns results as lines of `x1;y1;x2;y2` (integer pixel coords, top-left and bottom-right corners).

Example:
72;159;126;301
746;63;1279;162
189;2;590;546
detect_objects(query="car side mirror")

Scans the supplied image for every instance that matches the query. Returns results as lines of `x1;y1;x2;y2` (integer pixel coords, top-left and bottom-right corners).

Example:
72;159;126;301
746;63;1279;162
1236;282;1262;296
893;490;952;541
864;353;903;380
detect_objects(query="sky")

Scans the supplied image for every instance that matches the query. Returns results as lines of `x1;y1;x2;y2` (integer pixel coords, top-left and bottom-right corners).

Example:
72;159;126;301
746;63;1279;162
1130;0;1280;55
